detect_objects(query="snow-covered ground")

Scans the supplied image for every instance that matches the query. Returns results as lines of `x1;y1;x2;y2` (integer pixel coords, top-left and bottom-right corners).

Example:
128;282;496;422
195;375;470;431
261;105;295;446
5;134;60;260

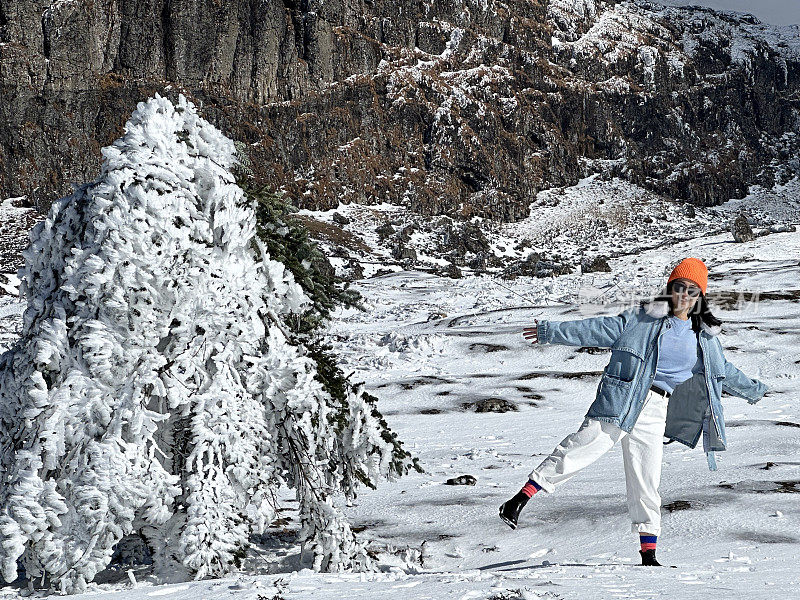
296;174;799;284
322;227;800;599
0;197;39;281
1;182;799;598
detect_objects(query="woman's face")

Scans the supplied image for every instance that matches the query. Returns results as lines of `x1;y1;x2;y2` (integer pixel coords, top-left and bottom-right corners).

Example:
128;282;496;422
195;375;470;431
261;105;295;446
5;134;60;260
670;277;701;313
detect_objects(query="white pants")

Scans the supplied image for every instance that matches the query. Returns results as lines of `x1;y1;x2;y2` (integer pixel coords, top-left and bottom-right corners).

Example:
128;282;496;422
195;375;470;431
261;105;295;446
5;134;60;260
528;388;669;536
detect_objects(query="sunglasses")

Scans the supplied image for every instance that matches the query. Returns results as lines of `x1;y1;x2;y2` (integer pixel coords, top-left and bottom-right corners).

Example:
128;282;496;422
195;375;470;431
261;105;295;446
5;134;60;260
672;282;701;297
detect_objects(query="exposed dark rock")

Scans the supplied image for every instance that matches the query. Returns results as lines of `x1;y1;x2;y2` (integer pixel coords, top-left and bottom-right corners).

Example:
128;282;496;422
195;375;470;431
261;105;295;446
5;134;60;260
518;370;602;380
338;259;364;281
392;243;417;262
576;346;609;355
375;222;396;240
502;253;572;279
397;224;415;243
439;222;491;258
760;461;800;470
445;475;477;486
468;343;509;353
1;0;799;223
467;252;487;272
332;212;350;225
0;273;19;296
732;213;755;242
468;397;518;413
397;375;456;388
486;255;506;269
443;263;462;279
581;255;611;273
330;245;351;258
371;268;395;278
663;500;695;512
294;214;372;252
718;480;800;493
514;238;532;252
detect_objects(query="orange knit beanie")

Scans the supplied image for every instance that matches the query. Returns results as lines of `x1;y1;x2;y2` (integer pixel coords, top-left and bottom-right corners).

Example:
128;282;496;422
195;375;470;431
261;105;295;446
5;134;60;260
667;258;708;294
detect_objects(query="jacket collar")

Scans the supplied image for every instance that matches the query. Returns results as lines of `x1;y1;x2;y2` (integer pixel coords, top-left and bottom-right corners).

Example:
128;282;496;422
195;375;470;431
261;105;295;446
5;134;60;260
643;299;721;337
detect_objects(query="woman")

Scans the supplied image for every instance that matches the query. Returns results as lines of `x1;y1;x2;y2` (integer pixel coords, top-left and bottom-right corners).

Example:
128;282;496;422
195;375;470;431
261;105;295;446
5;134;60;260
499;258;769;566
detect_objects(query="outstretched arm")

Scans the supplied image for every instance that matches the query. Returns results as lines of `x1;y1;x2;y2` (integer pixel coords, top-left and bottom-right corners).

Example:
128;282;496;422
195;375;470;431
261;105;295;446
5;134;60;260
531;308;634;348
719;344;769;403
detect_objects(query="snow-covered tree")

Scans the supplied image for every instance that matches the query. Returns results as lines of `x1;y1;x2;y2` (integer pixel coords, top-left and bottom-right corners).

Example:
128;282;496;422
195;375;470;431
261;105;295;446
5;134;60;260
0;94;416;593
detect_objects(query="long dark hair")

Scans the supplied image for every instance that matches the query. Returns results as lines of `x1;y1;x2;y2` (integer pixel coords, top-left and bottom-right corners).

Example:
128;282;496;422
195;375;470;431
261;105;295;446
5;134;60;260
645;281;723;335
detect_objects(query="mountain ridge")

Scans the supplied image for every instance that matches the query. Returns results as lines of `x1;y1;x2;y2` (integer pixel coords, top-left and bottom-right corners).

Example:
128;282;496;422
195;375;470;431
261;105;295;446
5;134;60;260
0;0;798;217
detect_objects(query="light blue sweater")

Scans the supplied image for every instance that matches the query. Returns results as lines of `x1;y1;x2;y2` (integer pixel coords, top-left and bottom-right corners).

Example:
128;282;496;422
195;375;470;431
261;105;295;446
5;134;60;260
652;315;699;394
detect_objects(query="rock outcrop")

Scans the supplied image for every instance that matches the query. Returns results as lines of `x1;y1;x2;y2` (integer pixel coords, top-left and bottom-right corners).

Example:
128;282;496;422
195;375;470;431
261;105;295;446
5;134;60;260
1;0;799;217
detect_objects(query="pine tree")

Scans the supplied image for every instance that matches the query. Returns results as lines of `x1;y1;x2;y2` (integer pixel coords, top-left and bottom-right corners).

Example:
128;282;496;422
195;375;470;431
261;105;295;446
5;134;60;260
0;94;416;593
239;181;420;491
243;181;362;335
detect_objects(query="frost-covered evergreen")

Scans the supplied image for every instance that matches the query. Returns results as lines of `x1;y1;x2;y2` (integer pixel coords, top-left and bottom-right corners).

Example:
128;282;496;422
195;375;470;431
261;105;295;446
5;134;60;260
242;180;362;334
0;94;415;592
241;182;419;492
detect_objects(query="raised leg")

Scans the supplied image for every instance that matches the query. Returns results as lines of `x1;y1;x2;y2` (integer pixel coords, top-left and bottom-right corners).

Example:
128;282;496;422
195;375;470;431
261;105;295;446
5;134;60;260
528;417;626;494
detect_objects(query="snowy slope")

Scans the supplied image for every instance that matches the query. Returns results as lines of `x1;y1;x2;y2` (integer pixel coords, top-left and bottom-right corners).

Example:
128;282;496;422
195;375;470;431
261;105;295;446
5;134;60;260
327;225;800;599
1;180;799;598
295;174;798;283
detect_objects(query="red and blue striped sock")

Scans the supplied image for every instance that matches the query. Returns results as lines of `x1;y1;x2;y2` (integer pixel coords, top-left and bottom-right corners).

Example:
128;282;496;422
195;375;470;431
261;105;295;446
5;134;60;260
640;535;657;552
520;479;542;498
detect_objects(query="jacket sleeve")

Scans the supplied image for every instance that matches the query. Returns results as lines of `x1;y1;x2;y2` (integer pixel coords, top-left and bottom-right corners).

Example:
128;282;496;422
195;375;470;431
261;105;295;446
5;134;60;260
720;347;769;404
536;308;634;348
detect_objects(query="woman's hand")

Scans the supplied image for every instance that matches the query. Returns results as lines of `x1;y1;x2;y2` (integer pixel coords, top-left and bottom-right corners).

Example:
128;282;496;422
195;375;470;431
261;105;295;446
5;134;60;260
523;320;539;344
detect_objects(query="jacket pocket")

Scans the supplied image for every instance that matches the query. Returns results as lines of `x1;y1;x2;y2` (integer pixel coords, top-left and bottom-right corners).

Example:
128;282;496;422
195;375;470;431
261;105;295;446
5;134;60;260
588;372;634;419
604;347;644;383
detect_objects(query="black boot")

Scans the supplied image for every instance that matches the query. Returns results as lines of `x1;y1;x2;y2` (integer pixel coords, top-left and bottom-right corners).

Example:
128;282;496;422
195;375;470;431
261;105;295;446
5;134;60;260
639;549;662;566
499;491;530;529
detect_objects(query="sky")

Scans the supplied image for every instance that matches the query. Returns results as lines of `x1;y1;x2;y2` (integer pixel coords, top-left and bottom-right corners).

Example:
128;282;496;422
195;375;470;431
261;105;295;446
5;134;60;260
654;0;800;25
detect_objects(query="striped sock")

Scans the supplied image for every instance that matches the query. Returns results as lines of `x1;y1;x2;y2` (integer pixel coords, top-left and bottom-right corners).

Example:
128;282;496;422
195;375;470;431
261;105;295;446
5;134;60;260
520;479;542;498
640;535;657;552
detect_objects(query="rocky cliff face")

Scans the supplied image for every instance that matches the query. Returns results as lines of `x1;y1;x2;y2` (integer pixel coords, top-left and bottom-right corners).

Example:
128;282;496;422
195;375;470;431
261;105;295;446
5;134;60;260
1;0;799;218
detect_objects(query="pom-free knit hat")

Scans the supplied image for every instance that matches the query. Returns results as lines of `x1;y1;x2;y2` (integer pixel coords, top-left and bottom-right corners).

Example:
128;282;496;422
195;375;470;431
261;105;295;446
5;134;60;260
667;257;708;295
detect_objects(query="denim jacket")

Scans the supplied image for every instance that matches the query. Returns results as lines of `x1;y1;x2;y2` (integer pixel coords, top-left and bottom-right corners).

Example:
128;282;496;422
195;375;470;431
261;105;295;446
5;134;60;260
535;299;769;468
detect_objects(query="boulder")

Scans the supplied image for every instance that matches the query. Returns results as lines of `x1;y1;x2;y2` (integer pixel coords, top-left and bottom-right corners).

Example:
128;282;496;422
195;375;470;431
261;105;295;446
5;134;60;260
469;397;518;413
731;214;755;242
445;475;477;486
332;212;350;225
